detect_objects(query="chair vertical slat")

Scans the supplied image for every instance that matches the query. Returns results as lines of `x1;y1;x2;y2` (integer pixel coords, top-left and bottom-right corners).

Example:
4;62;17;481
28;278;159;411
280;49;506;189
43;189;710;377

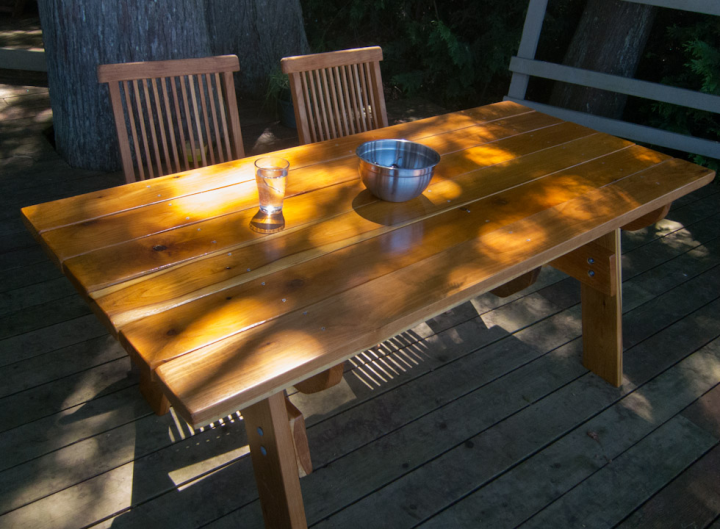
171;76;191;172
180;75;200;169
313;69;332;141
320;69;338;139
369;61;388;129
332;66;350;136
280;47;388;145
212;72;231;162
132;79;155;179
290;71;313;144
307;70;325;141
352;64;369;132
151;78;173;174
107;81;136;184
161;77;182;174
197;74;216;165
220;71;245;160
98;54;244;180
337;66;356;135
122;81;145;181
361;63;375;129
360;62;375;129
326;67;345;136
345;64;361;133
300;72;318;143
142;79;164;175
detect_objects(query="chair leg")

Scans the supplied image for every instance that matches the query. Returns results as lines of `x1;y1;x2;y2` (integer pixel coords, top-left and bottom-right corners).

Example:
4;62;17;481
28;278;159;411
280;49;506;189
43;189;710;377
242;392;308;529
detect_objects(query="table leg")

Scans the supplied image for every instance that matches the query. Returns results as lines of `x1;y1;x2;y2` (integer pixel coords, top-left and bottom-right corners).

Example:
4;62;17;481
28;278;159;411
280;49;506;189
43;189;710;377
242;392;307;529
581;229;623;386
139;369;170;415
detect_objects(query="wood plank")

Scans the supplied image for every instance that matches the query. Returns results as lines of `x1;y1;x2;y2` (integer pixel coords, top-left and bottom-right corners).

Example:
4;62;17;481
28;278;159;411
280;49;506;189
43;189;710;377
121;143;659;371
580;229;623;386
0;276;75;316
97;55;240;83
517;417;718;529
9;239;718;529
241;392;307;528
37;112;564;264
0;314;107;367
0;334;126;399
282;46;382;74
489;267;541;297
69;123;604;299
389;335;720;529
682;383;720;439
617;443;720;529
550;239;617;296
157;159;713;426
218;281;720;529
0;294;91;340
20;101;531;235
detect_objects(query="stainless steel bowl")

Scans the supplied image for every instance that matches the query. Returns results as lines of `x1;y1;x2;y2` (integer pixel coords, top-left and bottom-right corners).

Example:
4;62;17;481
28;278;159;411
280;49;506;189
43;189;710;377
356;139;441;202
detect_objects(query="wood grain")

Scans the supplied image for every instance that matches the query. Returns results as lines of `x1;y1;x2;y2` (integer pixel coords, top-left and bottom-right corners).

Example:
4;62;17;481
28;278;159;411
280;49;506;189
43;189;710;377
20;100;533;238
119;142;657;369
241;392;307;528
581;229;623;386
156;159;713;425
65;121;602;296
549;239;617;296
38;111;563;265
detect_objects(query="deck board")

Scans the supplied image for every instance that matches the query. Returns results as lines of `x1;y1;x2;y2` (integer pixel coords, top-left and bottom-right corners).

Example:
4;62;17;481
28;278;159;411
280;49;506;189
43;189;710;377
0;82;718;528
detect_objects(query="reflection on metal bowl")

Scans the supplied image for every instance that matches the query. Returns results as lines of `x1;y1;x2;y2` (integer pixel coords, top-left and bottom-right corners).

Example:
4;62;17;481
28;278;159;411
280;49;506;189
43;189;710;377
356;139;441;202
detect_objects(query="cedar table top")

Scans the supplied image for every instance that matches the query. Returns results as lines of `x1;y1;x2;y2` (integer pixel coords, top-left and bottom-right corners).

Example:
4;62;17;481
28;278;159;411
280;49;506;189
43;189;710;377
21;102;715;427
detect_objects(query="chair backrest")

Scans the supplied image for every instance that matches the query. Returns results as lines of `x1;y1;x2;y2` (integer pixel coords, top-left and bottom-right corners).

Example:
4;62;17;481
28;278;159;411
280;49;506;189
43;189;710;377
281;46;388;145
506;0;720;159
98;55;245;183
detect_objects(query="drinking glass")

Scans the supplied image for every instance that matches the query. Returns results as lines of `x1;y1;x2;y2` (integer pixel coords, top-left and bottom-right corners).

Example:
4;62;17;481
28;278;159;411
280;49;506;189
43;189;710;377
255;157;289;214
250;157;289;233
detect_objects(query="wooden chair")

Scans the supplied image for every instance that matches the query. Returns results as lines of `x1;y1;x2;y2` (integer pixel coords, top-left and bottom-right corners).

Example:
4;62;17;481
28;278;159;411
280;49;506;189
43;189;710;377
281;46;388;145
98;55;245;184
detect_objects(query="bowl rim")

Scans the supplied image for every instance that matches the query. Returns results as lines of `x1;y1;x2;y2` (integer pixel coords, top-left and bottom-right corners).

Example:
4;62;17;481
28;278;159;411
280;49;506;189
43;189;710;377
355;139;441;170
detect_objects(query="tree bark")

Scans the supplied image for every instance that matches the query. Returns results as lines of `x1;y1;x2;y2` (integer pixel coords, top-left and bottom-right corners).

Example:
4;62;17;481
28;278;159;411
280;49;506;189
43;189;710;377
550;0;657;119
206;0;310;97
37;0;212;171
37;0;309;172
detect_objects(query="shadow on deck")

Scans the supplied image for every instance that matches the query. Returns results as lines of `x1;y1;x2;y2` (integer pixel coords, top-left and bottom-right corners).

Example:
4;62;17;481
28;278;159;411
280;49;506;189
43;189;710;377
1;35;720;529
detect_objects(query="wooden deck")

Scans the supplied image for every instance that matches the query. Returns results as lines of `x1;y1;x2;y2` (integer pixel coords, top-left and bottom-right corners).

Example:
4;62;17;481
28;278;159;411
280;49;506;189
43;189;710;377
1;74;720;528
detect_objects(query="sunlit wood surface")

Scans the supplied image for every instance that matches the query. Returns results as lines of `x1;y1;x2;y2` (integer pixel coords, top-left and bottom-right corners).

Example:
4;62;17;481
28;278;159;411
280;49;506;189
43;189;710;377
21;101;714;429
4;81;720;528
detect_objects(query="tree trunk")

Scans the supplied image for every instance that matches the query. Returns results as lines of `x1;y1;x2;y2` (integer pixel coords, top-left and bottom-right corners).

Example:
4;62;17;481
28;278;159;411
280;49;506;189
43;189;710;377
37;0;212;171
550;0;657;119
37;0;310;172
206;0;310;97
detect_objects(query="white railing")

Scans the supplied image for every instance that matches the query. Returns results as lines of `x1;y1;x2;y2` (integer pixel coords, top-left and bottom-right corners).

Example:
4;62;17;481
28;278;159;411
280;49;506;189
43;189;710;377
506;0;720;159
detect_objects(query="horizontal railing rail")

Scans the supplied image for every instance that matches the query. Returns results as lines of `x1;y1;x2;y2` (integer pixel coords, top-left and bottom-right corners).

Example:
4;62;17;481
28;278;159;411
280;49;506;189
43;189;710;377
506;0;720;159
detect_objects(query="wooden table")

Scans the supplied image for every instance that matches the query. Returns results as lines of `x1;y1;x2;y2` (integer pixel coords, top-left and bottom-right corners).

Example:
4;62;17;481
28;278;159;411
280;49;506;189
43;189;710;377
22;101;714;528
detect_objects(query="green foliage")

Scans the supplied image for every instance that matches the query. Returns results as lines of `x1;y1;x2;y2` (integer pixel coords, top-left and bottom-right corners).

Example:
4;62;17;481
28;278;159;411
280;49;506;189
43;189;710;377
301;0;528;109
639;13;720;171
